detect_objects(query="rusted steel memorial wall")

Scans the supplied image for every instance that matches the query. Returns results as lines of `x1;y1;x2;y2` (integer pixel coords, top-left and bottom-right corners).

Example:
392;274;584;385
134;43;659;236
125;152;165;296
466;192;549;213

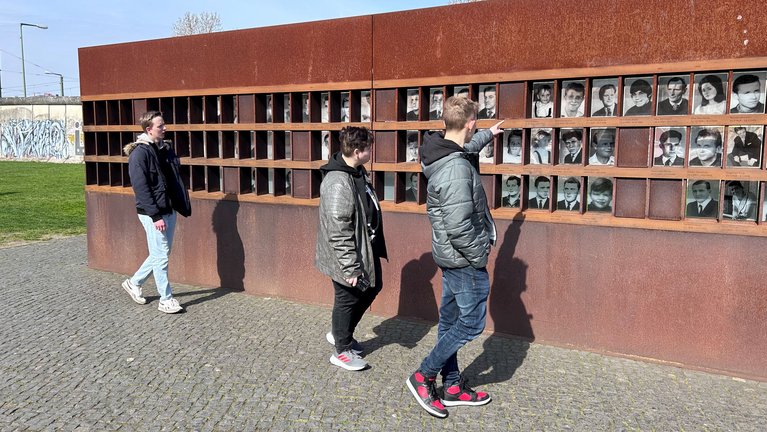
79;0;767;380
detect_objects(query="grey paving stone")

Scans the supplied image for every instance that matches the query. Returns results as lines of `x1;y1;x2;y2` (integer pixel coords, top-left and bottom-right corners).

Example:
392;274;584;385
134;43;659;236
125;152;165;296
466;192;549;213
0;236;765;431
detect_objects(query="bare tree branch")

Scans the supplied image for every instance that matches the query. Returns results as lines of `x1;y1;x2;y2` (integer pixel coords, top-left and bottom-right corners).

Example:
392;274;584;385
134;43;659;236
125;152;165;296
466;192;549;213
172;12;223;36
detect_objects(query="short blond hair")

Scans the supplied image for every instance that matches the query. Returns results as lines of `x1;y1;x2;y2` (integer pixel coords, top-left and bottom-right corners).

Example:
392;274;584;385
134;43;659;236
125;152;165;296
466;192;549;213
443;96;477;131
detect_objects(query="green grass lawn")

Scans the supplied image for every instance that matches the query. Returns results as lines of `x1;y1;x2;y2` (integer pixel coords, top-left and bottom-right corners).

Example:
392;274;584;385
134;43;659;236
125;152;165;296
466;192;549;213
0;161;85;245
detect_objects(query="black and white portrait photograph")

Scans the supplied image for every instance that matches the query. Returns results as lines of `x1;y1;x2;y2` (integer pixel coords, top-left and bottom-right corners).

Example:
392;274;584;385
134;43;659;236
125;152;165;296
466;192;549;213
587;177;613;212
321;92;329;123
478;85;497;119
501;175;521;208
723;180;758;221
656;75;690;116
284;131;291;160
730;71;766;114
406;130;419;162
478;129;494;164
686;179;720;218
529;176;551;210
503;129;523;164
623;77;653;116
406;88;419;121
429;88;444;120
267;131;274;159
266;94;273;123
283;94;291;123
322;131;330;160
530;128;552;164
653;127;686;167
532;81;554;118
693;73;728;115
559;128;584;164
285;169;292;196
589;128;616;166
405;172;418;202
453;85;469;99
361;90;372;122
727;125;763;168
301;93;309;122
557;177;581;211
341;92;351;123
689;126;724;167
591;78;619;117
560;80;586;118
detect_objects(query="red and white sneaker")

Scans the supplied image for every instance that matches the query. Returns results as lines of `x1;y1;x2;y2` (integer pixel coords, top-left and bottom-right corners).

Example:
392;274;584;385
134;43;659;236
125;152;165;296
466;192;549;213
406;371;448;418
441;377;491;407
330;350;368;371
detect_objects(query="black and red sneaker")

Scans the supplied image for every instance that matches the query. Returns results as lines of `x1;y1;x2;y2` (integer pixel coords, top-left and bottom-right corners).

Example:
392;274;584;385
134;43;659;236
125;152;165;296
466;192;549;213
441;377;492;407
406;371;449;418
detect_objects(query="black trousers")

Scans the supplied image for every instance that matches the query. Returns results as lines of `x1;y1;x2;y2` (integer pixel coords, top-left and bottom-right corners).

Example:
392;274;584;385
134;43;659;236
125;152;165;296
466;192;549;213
331;255;382;353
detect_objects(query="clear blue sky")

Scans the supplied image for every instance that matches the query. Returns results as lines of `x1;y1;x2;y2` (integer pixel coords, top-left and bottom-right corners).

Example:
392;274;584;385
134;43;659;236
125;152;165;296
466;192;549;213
0;0;448;98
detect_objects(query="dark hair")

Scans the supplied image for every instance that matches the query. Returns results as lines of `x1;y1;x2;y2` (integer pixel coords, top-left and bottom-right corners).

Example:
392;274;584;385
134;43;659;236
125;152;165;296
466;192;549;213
505;176;521;186
726;180;744;191
695;128;723;148
629;79;652;97
339;126;373;157
598;84;617;100
483;86;496;96
659;129;683;146
732;74;760;94
563;177;581;190
590;177;613;194
692;180;711;191
698;75;726;105
139;111;163;131
666;76;687;91
534;176;550;187
564;82;585;96
432;89;444;96
561;129;582;142
506;129;523;146
733;126;746;133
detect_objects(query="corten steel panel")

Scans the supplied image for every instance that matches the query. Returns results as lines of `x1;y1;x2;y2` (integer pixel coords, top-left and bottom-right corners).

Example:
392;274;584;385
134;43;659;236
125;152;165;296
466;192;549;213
89;193;767;379
649;179;684;220
618;128;652;168
374;89;397;121
372;0;767;81
79;16;373;96
614;178;647;219
292;131;312;161
374;131;397;163
498;82;526;119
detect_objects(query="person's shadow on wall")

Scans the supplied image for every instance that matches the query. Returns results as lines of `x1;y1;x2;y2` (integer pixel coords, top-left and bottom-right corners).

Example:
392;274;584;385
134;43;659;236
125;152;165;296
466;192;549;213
178;194;245;307
366;252;439;355
463;215;532;387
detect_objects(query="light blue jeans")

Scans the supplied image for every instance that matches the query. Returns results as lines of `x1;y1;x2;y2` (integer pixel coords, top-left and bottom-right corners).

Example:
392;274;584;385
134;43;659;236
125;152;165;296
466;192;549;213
419;265;490;385
130;212;176;301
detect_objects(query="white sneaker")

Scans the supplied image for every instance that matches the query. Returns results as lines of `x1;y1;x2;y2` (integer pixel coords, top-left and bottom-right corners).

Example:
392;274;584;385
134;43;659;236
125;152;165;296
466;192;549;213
326;331;363;355
122;279;146;305
330;350;368;371
158;297;183;314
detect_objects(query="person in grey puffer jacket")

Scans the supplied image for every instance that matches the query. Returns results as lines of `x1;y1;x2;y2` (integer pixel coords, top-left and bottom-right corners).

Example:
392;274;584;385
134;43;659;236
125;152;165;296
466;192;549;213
406;96;503;418
316;127;387;371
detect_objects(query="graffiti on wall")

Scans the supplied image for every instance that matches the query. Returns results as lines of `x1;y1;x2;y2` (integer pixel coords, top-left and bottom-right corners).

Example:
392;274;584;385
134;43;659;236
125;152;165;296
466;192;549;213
1;119;76;160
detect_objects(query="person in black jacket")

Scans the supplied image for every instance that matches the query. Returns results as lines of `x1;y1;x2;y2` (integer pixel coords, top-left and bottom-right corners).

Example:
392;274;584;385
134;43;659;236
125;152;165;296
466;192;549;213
121;111;191;314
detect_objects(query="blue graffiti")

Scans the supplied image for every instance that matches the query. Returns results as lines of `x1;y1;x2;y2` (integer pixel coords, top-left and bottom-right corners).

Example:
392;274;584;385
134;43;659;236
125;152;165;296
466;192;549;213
1;119;69;159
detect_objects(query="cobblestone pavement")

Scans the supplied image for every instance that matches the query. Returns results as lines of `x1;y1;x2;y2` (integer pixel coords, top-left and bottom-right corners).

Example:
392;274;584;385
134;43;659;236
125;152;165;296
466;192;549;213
1;236;765;431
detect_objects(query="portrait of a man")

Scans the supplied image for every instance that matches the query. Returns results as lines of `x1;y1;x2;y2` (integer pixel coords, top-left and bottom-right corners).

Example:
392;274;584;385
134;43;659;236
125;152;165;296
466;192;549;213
727;125;763;168
623;77;653;116
591;78;619;117
405;172;418;202
429;88;444;120
730;72;766;114
589;128;616;166
656;76;690;116
686;179;719;218
689;127;724;167
557;177;581;211
478;85;497;119
406;89;419;121
406;130;419;162
502;175;521;208
529;176;551;210
722;180;757;221
560;129;583;164
653;128;686;167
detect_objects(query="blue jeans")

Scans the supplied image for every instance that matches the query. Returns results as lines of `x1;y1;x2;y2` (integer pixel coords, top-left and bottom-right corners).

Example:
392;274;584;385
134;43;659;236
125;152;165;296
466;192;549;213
419;265;490;385
130;212;176;301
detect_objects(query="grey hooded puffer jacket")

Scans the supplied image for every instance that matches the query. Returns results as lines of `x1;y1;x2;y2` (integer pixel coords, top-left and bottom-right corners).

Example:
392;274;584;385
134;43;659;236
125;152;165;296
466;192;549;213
420;129;496;269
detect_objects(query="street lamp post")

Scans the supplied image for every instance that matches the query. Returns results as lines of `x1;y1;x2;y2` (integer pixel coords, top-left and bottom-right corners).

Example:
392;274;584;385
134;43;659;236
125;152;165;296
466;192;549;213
45;71;64;96
20;22;48;97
